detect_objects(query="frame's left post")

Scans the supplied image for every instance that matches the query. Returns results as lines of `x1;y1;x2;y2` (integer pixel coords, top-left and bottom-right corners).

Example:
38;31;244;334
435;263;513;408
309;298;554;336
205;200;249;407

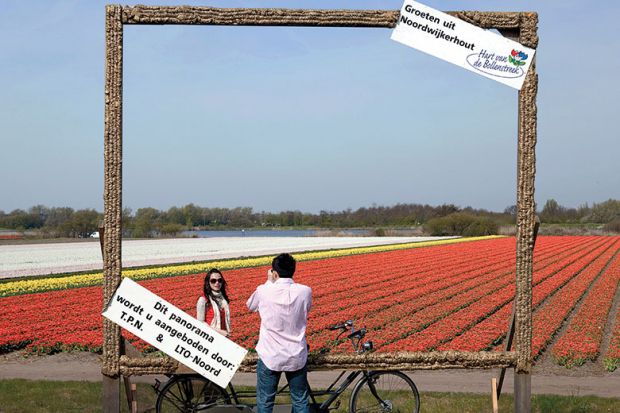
103;4;124;412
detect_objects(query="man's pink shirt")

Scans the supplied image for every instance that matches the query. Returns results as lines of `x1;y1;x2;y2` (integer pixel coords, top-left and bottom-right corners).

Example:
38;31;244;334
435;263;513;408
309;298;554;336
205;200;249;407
246;277;312;371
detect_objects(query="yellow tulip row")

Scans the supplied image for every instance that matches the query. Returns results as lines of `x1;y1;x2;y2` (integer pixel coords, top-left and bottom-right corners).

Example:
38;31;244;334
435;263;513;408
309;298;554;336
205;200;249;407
0;236;502;297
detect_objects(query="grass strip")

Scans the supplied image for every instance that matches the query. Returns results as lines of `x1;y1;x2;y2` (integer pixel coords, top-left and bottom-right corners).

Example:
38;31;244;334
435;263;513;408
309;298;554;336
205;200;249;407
0;379;619;413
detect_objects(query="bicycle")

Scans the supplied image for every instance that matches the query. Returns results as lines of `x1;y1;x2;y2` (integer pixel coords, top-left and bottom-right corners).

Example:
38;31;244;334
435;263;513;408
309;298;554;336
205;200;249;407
154;320;420;413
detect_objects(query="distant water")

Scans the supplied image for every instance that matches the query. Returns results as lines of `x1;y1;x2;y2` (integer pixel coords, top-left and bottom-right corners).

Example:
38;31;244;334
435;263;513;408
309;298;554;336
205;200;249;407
183;229;372;238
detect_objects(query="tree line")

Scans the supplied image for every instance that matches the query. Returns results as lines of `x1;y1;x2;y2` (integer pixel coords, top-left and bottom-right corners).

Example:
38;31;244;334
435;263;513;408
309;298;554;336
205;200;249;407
1;199;618;238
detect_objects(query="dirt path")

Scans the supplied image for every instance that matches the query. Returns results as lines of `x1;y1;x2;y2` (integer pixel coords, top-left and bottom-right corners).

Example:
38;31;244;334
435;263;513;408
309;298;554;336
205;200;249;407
1;352;618;398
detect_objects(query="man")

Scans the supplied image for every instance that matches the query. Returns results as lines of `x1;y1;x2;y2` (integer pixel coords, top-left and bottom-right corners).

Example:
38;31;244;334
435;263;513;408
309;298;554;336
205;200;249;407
246;253;312;413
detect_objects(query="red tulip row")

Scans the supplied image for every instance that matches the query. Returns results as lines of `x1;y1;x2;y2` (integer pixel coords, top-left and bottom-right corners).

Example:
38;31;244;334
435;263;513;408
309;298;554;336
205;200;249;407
327;236;602;353
118;244;478;349
551;254;620;367
150;237;514;347
0;236;593;353
0;285;104;353
312;236;594;353
437;237;618;352
0;238;508;353
528;241;619;360
235;238;519;347
0;236;544;351
380;237;615;353
154;236;604;353
0;235;618;376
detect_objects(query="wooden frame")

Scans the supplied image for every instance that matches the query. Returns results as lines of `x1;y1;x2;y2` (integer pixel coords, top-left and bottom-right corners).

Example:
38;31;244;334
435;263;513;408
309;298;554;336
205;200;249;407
103;5;538;412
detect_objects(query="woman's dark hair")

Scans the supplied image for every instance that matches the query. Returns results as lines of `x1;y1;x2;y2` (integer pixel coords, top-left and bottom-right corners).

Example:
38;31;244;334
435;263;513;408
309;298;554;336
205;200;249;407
203;268;230;302
272;253;296;278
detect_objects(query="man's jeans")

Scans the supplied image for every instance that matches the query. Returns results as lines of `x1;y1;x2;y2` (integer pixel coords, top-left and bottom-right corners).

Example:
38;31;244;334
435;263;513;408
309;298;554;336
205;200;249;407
256;358;309;413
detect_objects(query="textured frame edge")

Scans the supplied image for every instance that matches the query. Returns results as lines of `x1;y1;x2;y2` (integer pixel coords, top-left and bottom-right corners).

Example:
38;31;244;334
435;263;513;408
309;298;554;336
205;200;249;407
515;12;538;374
119;351;518;376
103;5;537;378
103;4;123;378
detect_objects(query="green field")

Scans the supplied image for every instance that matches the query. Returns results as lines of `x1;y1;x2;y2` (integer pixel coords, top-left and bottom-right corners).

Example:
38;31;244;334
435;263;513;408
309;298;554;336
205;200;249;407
1;379;619;413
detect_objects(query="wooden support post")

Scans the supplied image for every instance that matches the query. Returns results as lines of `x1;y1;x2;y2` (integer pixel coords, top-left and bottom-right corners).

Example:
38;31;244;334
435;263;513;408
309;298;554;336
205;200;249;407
131;383;138;413
121;338;144;413
103;375;121;413
496;305;516;398
123;375;135;413
491;378;499;413
514;372;531;413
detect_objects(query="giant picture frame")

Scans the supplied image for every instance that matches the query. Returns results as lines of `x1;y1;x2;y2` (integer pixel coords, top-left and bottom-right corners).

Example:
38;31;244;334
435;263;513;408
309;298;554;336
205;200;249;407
103;4;538;410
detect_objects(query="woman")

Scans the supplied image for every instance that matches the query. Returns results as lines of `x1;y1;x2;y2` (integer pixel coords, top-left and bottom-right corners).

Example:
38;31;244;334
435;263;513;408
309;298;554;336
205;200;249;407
197;268;231;337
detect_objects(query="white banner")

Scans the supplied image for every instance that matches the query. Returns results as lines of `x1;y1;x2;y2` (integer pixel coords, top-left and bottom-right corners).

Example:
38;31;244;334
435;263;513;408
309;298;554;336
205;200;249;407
103;278;247;388
391;0;535;90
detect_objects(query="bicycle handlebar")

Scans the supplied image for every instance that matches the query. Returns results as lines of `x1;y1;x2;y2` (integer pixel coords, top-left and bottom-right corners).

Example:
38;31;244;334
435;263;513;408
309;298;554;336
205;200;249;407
326;320;372;353
328;320;353;331
347;328;366;339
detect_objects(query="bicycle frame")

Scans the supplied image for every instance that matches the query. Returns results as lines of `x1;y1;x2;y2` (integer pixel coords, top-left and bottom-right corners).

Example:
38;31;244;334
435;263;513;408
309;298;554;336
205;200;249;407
309;370;364;411
220;370;372;413
155;321;385;413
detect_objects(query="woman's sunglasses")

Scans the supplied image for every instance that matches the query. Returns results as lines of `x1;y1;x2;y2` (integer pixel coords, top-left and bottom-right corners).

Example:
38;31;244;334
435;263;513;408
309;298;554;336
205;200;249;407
210;278;223;285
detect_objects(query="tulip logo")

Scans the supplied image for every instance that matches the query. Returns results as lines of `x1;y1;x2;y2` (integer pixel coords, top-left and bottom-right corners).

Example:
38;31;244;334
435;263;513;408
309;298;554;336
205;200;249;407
509;49;528;67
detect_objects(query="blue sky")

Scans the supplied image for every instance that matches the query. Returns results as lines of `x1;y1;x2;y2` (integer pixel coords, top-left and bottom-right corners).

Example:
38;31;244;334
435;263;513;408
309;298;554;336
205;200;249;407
1;0;618;213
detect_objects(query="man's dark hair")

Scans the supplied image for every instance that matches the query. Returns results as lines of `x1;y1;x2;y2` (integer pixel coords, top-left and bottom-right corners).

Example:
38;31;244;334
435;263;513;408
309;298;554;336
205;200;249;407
272;253;296;278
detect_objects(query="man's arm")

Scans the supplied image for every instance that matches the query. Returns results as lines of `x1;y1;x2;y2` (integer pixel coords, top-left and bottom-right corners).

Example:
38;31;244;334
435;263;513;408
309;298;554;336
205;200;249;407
246;288;260;312
248;270;274;311
306;287;312;312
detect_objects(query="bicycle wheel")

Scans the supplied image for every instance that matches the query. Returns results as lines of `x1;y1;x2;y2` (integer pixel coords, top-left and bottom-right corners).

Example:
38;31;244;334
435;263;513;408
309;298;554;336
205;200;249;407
156;374;230;413
349;371;420;413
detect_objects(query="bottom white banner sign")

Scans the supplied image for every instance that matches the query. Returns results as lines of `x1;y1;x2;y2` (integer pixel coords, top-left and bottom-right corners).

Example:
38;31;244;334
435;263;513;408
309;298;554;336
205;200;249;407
103;278;247;388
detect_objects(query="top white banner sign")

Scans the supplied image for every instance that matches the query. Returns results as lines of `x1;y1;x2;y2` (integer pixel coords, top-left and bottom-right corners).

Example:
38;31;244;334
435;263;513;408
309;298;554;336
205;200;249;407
103;278;247;388
391;0;535;90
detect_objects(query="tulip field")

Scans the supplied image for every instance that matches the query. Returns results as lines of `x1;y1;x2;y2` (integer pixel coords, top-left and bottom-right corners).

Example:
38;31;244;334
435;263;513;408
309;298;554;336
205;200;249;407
1;236;620;371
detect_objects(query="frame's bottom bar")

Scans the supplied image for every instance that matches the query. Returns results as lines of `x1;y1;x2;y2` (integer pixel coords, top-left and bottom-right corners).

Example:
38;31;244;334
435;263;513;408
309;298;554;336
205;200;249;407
119;351;517;376
119;356;178;376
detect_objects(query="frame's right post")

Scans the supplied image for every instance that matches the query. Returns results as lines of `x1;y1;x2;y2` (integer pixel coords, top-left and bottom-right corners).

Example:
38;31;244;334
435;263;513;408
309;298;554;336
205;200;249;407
513;12;539;413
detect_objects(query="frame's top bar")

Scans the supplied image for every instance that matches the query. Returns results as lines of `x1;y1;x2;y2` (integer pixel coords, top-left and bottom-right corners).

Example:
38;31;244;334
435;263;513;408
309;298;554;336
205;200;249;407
113;5;537;47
